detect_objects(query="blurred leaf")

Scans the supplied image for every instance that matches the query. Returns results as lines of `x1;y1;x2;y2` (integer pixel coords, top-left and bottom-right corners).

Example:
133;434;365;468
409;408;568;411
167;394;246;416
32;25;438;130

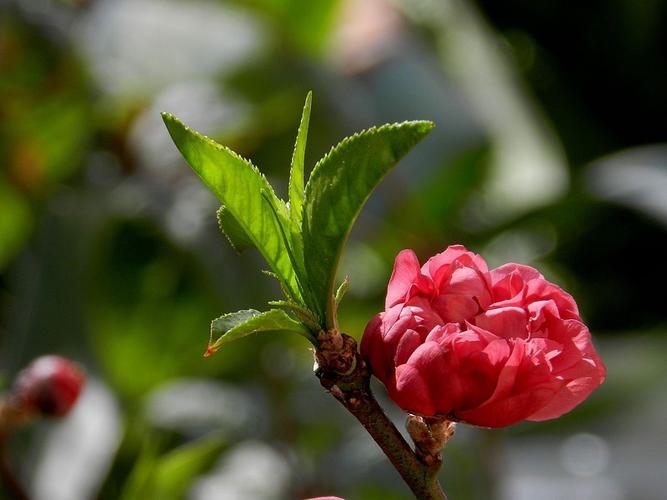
417;146;491;225
162;113;301;303
0;175;32;269
209;309;315;352
288;91;312;228
13;95;91;187
216;205;253;253
303;121;434;327
387;145;491;246
585;144;667;228
250;0;340;56
89;219;225;398
152;434;226;500
121;433;226;500
0;18;91;194
119;437;161;500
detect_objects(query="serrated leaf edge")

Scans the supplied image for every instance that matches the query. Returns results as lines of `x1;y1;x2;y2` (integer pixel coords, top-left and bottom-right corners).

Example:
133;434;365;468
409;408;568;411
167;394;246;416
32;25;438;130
208;309;315;353
216;205;252;253
303;120;434;197
303;120;434;327
288;91;312;227
162;112;301;303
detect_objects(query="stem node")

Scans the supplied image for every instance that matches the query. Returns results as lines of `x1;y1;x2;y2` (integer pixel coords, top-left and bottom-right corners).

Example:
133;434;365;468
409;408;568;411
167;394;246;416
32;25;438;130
315;333;448;499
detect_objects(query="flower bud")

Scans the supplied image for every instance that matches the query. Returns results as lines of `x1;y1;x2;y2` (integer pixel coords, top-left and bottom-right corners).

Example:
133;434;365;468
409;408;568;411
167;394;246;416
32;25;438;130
12;355;85;417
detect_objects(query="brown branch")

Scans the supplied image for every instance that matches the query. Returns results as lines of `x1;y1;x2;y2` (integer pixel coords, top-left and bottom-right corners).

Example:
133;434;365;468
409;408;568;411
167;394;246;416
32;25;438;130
0;400;32;500
315;330;447;500
0;443;30;500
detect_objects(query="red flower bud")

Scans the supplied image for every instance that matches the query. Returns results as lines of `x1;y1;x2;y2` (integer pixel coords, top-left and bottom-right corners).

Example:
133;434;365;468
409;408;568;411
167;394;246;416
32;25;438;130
13;355;85;417
361;246;606;428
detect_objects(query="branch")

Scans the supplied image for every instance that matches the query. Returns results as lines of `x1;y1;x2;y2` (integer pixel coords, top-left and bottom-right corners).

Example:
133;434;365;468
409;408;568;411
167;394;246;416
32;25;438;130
0;408;30;500
0;401;32;500
0;443;30;500
315;330;447;500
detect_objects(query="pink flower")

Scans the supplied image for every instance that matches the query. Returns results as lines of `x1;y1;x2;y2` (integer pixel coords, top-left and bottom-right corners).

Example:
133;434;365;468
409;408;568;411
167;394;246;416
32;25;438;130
361;246;606;428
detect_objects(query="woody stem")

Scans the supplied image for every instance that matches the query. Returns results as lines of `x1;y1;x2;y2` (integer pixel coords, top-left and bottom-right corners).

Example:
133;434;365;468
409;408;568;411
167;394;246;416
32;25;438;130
315;331;447;500
0;444;30;500
0;404;30;500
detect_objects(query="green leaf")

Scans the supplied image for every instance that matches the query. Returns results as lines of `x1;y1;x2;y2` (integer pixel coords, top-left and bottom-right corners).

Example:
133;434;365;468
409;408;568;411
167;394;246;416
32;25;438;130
288;91;312;228
284;92;320;316
152;434;226;499
335;276;350;305
216;205;253;252
303;121;434;327
162;113;301;302
119;437;161;500
252;0;340;56
208;309;315;352
259;189;319;315
0;175;32;270
120;433;226;500
268;300;321;332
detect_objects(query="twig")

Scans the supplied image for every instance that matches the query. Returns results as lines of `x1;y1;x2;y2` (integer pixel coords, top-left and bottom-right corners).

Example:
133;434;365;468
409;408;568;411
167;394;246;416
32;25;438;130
315;330;447;500
0;436;30;500
0;401;32;500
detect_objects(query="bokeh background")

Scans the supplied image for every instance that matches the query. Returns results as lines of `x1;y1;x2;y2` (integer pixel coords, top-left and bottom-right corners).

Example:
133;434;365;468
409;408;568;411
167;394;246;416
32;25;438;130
1;0;666;499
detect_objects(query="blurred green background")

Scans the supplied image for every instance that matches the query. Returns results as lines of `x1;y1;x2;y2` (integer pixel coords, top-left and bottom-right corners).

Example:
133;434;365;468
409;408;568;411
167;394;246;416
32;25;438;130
1;0;666;499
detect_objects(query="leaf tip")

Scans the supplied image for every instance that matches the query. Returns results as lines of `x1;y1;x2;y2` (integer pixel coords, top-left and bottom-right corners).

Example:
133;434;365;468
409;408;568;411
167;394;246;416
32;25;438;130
160;112;184;137
160;111;175;123
203;342;220;358
422;120;436;130
410;120;435;135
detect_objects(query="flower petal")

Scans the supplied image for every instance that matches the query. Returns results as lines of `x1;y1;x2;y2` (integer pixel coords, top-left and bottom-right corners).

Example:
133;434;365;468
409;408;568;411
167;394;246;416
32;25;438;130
475;306;529;339
386;249;422;309
390;364;436;416
457;381;561;427
527;375;603;421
